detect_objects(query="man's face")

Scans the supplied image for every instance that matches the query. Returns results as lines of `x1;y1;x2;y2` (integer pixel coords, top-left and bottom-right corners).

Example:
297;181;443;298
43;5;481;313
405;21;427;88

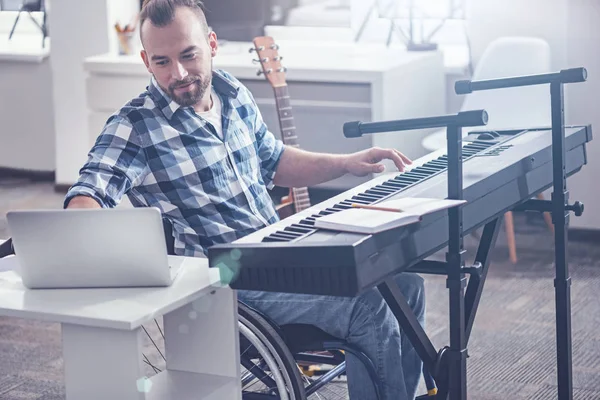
140;7;217;107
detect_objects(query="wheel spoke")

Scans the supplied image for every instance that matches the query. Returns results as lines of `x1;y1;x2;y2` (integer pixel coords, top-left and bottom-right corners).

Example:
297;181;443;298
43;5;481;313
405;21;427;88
142;325;166;362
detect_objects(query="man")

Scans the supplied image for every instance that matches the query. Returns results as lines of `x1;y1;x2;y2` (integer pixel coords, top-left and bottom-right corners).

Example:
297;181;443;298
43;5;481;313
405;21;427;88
65;0;426;399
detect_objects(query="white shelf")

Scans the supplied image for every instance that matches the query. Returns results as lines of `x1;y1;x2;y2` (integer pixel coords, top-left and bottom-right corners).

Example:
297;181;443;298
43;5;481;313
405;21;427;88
0;36;49;62
146;370;240;400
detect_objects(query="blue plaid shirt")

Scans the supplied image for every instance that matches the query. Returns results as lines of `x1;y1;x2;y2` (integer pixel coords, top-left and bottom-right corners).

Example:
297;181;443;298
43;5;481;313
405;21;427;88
64;70;285;256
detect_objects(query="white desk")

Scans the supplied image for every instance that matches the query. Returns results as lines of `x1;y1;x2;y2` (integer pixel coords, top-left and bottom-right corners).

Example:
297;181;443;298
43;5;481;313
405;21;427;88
0;240;241;400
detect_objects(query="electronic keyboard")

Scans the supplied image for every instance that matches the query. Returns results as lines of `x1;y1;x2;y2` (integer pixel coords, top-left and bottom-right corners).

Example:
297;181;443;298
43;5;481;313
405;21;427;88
208;125;592;297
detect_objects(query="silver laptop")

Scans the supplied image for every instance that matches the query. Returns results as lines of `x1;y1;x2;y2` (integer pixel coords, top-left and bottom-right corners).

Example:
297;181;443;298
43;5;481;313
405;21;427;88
6;207;183;289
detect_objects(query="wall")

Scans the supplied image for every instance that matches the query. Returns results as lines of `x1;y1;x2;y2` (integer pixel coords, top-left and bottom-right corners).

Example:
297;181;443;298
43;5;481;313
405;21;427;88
465;0;568;72
564;0;600;230
0;59;55;171
464;0;599;229
51;0;139;186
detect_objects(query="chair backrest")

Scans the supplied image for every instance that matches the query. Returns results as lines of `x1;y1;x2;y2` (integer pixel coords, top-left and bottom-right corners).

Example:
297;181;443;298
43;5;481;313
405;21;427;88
461;37;552;130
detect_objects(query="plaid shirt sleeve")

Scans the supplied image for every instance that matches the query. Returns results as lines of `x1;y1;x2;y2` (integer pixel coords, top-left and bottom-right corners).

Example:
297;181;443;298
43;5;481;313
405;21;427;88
64;115;149;208
245;87;285;189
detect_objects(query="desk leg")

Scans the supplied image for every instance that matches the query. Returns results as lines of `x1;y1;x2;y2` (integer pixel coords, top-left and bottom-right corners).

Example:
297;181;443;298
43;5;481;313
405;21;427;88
61;323;146;400
163;286;241;399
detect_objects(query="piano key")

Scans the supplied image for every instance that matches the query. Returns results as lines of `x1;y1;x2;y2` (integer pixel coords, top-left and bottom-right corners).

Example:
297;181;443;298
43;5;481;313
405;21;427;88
284;226;315;234
327;207;348;212
349;197;372;204
365;187;397;196
388;177;412;185
412;166;439;174
391;176;419;183
381;181;406;189
262;236;290;243
295;223;317;230
427;161;447;168
318;210;335;216
404;170;430;178
264;233;298;241
272;230;304;240
354;193;385;202
403;169;427;176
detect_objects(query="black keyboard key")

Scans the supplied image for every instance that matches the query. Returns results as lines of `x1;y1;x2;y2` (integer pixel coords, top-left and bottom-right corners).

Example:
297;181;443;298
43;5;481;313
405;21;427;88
403;171;427;177
295;222;316;229
349;197;371;204
276;230;303;238
263;236;289;243
366;187;397;196
284;226;314;234
354;193;385;202
381;181;406;189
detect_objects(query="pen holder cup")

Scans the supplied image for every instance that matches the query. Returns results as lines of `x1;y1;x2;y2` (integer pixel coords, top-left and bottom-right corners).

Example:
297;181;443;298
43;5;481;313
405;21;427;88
117;31;135;55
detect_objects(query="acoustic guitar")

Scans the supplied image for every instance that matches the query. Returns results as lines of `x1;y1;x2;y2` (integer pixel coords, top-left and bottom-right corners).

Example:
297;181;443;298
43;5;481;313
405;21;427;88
252;36;312;219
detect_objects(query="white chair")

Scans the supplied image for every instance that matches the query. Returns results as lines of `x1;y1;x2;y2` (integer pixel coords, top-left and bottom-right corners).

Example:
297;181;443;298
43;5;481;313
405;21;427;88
422;36;554;263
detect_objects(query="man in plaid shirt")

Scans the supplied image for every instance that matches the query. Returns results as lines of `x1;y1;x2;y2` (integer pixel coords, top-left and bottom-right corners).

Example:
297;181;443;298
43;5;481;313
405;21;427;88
65;1;426;399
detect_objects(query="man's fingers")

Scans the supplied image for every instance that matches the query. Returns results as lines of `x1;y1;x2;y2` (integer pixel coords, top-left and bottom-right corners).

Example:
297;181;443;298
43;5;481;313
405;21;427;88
380;148;407;172
394;149;412;165
372;163;385;172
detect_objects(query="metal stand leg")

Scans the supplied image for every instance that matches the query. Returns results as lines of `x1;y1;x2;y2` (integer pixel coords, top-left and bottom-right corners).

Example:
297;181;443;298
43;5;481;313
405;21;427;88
550;82;573;400
465;218;502;339
445;124;467;400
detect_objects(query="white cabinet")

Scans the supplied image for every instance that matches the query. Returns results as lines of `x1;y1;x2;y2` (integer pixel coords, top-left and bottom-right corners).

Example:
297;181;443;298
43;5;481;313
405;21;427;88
83;41;445;190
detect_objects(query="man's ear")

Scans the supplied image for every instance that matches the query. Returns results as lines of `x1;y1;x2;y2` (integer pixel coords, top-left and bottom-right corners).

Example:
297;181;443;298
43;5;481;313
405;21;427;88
140;50;152;74
208;31;218;57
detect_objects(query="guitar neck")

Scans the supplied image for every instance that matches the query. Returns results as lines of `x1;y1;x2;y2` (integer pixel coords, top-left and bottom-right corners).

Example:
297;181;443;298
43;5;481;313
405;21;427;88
273;85;311;212
273;85;299;148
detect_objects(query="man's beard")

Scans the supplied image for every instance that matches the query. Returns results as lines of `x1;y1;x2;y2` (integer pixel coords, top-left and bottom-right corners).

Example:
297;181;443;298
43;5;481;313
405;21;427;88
167;75;211;107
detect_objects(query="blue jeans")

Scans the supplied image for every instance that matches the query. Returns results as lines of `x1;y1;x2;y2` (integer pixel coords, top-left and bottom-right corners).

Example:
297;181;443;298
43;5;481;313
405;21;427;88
237;272;426;400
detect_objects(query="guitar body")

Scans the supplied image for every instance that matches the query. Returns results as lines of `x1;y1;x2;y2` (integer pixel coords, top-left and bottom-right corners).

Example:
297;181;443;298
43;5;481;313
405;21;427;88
252;36;312;218
275;191;296;220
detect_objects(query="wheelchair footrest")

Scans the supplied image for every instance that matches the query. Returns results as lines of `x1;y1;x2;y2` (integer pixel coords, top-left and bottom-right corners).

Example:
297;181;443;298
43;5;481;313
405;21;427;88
415;387;438;399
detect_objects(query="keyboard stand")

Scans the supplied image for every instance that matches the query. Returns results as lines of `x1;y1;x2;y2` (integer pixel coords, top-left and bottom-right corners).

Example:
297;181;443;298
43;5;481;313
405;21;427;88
379;67;589;400
377;119;502;400
380;217;501;400
343;109;490;400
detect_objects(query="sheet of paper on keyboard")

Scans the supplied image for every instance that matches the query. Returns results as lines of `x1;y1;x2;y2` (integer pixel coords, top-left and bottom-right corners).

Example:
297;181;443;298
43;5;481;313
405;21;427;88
314;197;466;234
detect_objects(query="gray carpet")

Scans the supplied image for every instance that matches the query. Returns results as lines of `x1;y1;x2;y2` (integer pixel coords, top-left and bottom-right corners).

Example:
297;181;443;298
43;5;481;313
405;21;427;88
0;178;599;399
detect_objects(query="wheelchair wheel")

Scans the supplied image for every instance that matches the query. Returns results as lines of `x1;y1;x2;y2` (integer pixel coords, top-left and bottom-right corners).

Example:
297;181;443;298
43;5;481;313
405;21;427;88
238;301;307;400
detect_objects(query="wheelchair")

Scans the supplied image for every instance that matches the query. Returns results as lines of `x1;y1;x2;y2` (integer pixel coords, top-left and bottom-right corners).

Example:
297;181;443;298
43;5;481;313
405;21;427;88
0;222;437;399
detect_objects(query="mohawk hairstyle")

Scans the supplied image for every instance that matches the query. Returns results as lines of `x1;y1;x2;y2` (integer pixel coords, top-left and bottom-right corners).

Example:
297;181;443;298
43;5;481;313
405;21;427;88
139;0;208;42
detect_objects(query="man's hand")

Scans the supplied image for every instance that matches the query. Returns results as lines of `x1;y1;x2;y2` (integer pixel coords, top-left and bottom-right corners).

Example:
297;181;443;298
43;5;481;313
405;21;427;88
273;146;412;188
344;147;412;177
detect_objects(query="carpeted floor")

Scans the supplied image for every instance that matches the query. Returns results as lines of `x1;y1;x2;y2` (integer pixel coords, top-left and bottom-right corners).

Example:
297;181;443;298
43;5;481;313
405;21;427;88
0;177;599;399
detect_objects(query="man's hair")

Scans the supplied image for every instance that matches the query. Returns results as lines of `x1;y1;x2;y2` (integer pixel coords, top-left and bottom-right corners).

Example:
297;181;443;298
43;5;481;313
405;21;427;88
140;0;209;42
